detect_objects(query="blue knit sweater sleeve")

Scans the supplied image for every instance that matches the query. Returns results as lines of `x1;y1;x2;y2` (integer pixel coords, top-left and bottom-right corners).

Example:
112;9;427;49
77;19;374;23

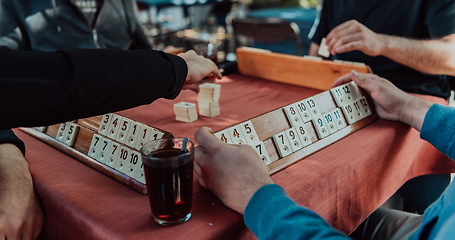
244;184;348;240
420;104;455;159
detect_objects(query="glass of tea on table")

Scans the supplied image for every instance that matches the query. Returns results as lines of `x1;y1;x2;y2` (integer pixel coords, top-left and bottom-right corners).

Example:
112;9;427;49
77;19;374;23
141;137;194;226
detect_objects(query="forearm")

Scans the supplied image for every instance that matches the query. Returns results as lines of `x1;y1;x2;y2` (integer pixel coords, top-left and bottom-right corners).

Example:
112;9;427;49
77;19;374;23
398;95;433;132
380;34;455;76
0;47;187;129
245;185;347;240
0;143;32;194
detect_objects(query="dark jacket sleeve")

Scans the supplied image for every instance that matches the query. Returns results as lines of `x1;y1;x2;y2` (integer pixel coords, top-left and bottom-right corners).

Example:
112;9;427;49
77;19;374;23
0;47;187;129
0;129;26;155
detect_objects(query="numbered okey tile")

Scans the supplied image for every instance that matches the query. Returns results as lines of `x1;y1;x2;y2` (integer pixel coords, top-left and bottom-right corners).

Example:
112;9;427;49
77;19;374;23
283;104;305;127
88;134;103;159
284;128;304;152
97;138;112;164
149;128;164;142
312;116;330;139
359;97;372;117
330;86;347;107
304;97;320;118
238;120;260;145
344;81;362;102
124;120;141;148
134;162;146;184
115;146;131;175
352;100;365;120
227;125;248;145
294;124;312;147
98;113;113;136
125;150;141;178
331;108;348;129
105;141;121;168
341;103;358;124
135;125;154;150
322;112;338;134
106;114;122;140
63;123;79;147
214;130;233;144
273;131;293;158
56;122;69;142
252;141;272;165
295;100;312;122
116;117;132;144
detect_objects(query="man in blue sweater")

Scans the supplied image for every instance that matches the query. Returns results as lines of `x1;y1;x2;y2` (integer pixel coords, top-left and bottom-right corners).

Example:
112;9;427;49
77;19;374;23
194;70;455;239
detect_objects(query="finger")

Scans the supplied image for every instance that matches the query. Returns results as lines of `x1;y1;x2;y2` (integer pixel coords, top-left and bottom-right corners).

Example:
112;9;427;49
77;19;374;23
193;159;202;177
333;40;363;55
330;33;362;54
326;20;357;45
332;73;353;87
183;84;200;93
198;177;207;189
194;127;224;151
194;146;207;165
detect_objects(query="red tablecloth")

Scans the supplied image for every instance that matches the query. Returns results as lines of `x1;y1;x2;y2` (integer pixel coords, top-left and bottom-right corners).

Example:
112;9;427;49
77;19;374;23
17;74;455;239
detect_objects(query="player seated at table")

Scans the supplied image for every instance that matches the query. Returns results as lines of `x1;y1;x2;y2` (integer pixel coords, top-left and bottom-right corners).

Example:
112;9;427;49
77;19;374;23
194;70;455;239
0;47;221;240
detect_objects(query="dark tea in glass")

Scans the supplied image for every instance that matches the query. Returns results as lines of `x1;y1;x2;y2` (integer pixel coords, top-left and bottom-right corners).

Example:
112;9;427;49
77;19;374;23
141;138;194;226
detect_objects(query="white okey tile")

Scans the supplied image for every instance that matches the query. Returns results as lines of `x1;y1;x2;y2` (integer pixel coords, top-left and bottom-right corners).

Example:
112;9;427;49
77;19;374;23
252;141;272;165
149;128;164;142
352;100;364;120
33;126;47;132
125;150;141;178
97;138;112;164
343;81;362;102
105;141;121;168
341;103;358;124
106;114;122;140
330;86;347;107
322;112;338;134
304;97;320;118
284;128;304;152
124;120;141;148
116;117;132;144
273;131;293;158
56;122;69;142
294;124;312;147
214;130;233;144
227;125;248;145
115;146;131;175
283;104;305;127
98;113;113;136
88;134;103;159
359;97;372;117
239;120;260;145
63;122;79;147
134;162;146;184
135;125;154;150
312;115;330;139
331;108;348;129
295;100;312;122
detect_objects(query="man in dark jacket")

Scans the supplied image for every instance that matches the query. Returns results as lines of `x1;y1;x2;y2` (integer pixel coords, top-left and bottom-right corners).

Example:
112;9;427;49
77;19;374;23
0;47;221;240
0;0;151;50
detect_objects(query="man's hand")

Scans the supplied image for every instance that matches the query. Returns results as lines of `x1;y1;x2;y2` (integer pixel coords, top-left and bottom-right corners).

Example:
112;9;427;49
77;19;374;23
326;20;385;56
0;144;44;240
177;50;222;93
333;71;433;131
194;127;273;214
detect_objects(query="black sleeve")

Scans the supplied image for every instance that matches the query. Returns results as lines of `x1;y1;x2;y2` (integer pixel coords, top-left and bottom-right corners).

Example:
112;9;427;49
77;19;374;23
426;0;455;38
0;47;187;129
0;129;26;155
310;0;331;45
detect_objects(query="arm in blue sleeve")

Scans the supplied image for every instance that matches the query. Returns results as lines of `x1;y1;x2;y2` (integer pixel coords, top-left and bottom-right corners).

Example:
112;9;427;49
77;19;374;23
420;104;455;159
244;184;348;240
